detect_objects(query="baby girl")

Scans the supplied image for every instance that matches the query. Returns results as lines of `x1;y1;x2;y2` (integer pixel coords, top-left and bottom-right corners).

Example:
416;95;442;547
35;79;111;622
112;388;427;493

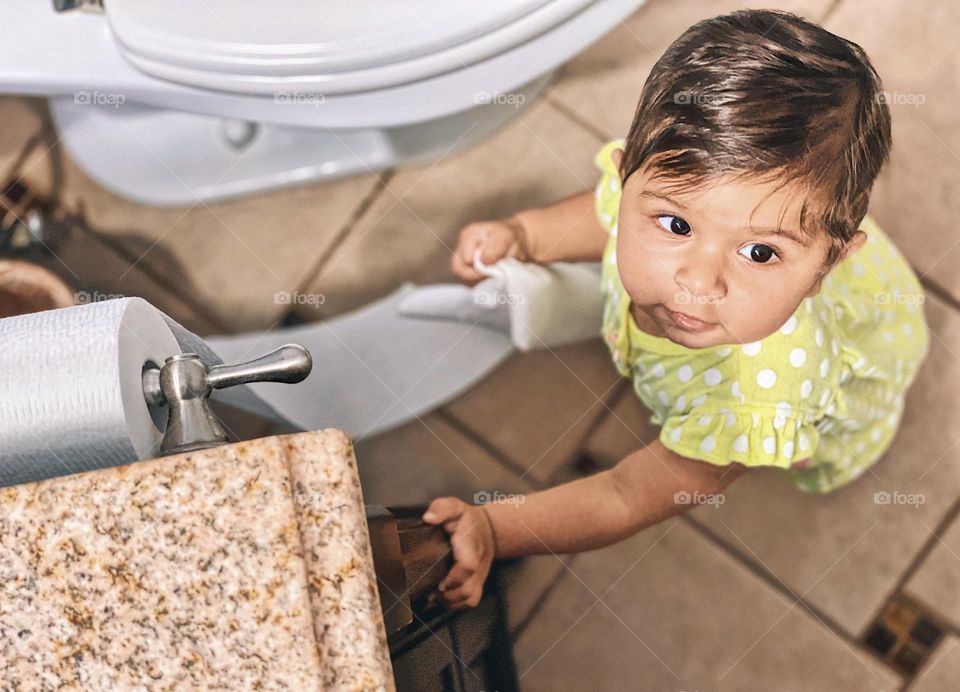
422;9;930;610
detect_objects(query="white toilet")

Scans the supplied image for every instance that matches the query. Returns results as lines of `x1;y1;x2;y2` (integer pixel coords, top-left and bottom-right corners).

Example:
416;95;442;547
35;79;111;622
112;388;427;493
0;0;642;206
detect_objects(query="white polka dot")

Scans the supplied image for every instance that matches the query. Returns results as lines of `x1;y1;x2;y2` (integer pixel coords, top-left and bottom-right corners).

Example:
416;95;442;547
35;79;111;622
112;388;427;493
852;262;866;277
677;365;693;382
669;426;682;442
819;358;829;378
658;390;670;406
782;440;795;458
799;433;809;451
704;368;722;386
831;338;839;355
716;347;733;357
725;412;737;427
780;315;798;335
699;435;717;453
698;415;712;426
800;380;813;398
691;395;707;408
674;394;686;411
902;324;913;337
651;363;665;378
789;348;807;368
742;341;762;356
855;441;866;454
756;369;777;389
609;177;619;192
762;436;776;455
731;381;742;399
883;331;895;342
815;329;824;346
732;435;749;453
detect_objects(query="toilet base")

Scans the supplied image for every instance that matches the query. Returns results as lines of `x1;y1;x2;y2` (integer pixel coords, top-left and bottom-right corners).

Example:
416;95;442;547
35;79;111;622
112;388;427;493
48;74;552;207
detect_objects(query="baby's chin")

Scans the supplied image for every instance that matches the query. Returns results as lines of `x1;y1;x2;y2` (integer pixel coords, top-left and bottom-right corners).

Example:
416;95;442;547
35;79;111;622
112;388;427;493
661;324;728;349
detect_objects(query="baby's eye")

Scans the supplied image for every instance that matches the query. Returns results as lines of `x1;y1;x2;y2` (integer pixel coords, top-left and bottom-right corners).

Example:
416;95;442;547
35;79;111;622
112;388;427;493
656;215;691;236
738;243;779;264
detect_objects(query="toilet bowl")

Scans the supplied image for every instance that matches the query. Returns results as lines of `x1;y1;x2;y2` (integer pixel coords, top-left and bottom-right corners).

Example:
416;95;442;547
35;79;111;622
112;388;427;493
0;0;643;206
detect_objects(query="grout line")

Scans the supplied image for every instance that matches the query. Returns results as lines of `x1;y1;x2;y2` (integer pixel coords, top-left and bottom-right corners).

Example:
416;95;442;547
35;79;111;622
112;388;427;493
919;275;960;314
87;226;231;334
293;168;397;297
0;131;45;186
543;379;630;487
859;498;960;642
433;408;545;490
507;554;580;643
680;512;904;676
818;0;848;25
544;96;615;144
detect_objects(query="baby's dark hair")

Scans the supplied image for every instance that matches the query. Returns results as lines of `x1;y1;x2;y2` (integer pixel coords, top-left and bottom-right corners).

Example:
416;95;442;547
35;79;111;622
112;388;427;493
620;9;891;266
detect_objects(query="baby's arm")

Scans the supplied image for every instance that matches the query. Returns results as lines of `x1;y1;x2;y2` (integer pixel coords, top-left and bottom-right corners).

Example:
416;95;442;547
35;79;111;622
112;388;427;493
514;190;610;264
486;441;746;557
423;442;747;608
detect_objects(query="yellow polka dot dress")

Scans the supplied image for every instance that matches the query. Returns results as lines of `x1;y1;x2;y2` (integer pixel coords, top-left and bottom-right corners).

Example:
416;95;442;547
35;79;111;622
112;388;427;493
594;139;930;493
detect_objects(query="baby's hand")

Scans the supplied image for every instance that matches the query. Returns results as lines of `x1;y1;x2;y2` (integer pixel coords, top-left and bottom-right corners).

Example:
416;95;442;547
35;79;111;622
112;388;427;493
422;497;496;610
451;217;530;285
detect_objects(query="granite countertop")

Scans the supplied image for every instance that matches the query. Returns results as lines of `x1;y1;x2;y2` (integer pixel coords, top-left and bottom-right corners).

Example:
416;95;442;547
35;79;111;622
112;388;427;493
0;429;395;691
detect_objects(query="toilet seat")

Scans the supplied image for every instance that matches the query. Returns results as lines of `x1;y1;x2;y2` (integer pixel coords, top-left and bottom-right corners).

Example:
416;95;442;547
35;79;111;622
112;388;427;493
107;0;595;95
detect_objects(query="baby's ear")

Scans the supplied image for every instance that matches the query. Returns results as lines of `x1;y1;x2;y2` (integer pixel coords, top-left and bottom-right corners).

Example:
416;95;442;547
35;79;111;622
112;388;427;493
612;147;624;170
839;230;868;262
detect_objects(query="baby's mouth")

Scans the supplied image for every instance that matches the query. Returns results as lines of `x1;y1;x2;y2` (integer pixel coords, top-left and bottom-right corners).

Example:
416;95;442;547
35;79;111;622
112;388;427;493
664;307;716;333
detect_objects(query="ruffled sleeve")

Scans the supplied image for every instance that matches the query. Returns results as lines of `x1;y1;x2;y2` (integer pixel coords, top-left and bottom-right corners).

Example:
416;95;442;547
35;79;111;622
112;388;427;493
593;139;626;235
659;404;822;469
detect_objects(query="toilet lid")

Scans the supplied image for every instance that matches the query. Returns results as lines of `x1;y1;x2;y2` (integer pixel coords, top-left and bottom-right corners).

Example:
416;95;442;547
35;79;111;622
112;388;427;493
107;0;593;95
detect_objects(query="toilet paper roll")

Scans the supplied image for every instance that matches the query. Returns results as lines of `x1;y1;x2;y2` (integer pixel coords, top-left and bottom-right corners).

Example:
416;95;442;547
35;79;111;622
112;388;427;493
0;297;181;485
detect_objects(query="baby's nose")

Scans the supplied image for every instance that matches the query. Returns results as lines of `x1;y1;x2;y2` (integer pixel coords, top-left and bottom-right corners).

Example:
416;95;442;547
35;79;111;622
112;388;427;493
674;264;725;300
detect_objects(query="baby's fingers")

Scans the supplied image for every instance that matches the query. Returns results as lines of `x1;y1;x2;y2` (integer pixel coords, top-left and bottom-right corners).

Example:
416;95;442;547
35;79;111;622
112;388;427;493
450;252;486;285
422;497;467;525
440;572;484;605
438;558;474;594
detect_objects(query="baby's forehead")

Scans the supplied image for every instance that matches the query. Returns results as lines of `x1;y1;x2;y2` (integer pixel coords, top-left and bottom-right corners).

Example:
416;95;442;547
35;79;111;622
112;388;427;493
633;168;820;232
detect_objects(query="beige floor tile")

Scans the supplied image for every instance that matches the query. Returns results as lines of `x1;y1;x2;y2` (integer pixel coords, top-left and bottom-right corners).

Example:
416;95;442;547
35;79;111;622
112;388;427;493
498;554;572;637
688;292;960;636
514;519;901;691
0;97;46;181
303;99;604;318
352;412;531;508
905;513;960;631
20;143;380;331
547;0;835;139
579;384;660;468
442;339;623;485
25;223;216;335
910;635;960;692
824;0;960;302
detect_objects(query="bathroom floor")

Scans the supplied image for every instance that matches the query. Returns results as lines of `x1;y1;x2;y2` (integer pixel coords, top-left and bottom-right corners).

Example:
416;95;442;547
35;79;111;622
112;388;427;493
3;0;959;688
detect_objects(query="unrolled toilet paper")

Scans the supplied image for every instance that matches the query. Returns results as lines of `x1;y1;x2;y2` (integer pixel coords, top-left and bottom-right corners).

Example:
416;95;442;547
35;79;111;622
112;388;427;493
0;292;514;487
0;255;604;487
0;298;180;485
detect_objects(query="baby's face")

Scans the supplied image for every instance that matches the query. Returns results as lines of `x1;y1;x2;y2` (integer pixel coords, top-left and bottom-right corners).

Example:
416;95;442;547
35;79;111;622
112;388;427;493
614;151;856;349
